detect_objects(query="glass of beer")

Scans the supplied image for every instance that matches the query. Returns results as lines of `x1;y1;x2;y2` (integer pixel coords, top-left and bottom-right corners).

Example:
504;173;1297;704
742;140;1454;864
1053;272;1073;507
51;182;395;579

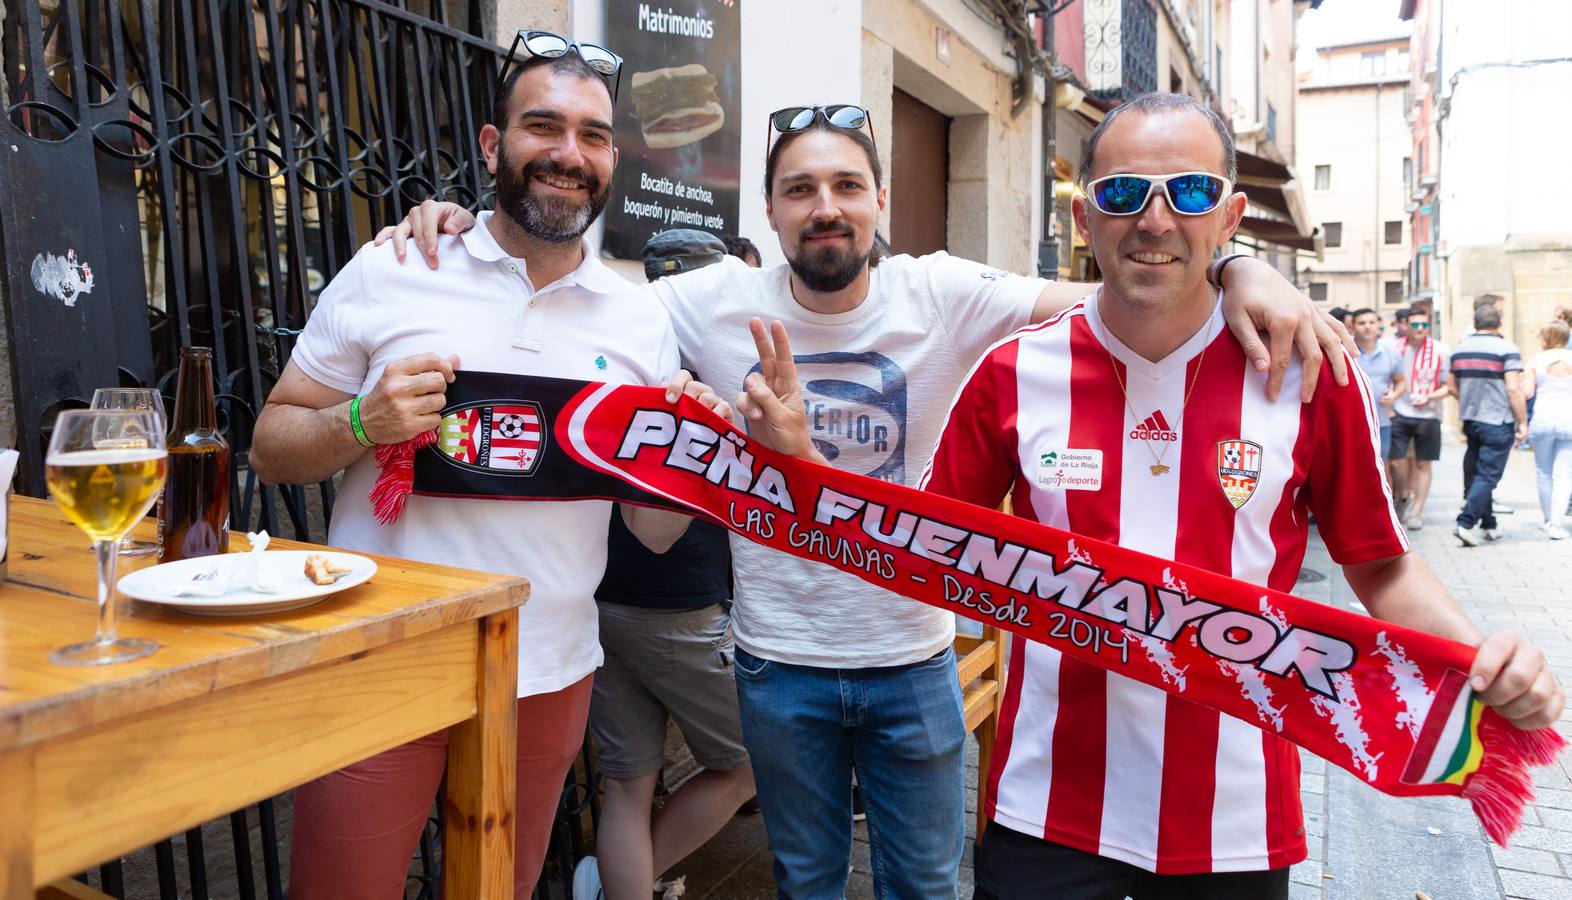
90;388;166;557
44;409;167;665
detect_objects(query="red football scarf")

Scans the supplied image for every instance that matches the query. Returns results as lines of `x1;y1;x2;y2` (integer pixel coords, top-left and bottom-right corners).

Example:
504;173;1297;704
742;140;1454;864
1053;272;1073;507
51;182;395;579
374;372;1563;845
1409;336;1442;401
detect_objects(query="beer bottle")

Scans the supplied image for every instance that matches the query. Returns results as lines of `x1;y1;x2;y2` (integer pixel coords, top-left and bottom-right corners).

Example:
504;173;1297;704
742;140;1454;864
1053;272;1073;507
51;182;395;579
158;347;230;563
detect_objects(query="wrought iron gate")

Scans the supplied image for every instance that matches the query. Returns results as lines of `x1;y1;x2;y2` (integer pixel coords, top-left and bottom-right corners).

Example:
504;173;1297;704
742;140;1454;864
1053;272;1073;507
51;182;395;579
1;0;501;542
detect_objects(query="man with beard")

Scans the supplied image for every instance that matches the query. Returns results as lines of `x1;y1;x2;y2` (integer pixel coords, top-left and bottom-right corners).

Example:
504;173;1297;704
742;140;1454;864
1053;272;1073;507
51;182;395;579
380;105;1350;898
249;45;724;899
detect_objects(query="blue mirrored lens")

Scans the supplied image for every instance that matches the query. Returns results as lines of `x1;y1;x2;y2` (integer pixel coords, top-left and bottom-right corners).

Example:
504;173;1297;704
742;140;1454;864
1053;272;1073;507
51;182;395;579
1094;176;1152;214
827;106;868;129
1167;174;1224;214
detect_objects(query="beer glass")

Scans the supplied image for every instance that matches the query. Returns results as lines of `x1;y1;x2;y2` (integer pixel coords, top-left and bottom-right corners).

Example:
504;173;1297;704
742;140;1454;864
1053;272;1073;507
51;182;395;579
44;409;167;665
90;388;166;556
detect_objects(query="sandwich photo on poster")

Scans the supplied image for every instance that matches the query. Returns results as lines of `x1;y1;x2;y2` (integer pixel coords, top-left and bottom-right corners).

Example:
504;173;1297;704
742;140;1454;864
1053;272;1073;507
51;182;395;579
603;1;741;260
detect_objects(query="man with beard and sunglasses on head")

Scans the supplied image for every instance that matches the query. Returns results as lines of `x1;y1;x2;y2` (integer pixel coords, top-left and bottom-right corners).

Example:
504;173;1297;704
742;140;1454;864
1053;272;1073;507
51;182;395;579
379;103;1352;899
249;35;736;899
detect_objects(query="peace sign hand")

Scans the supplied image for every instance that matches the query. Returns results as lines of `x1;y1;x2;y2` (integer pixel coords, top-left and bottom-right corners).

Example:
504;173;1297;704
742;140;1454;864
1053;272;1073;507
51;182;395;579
736;318;827;465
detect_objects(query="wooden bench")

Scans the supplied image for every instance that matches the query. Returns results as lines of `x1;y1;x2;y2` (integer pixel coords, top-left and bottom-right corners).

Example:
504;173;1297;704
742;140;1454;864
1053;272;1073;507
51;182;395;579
955;625;1005;838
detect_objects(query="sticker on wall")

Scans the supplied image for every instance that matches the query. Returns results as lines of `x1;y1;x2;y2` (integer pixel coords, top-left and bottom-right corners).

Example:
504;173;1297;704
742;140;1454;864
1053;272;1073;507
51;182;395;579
31;249;95;307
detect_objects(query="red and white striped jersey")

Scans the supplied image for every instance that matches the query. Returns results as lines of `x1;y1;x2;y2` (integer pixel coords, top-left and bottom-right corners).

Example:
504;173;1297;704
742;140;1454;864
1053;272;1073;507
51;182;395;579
919;296;1408;875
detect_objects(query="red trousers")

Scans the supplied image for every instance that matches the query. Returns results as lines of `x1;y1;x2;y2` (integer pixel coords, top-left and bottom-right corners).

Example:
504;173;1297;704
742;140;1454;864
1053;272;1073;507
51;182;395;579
288;674;594;899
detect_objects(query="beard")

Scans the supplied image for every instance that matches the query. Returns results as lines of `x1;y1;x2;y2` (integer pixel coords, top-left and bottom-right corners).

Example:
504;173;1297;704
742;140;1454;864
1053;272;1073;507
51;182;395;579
494;146;610;244
786;222;871;293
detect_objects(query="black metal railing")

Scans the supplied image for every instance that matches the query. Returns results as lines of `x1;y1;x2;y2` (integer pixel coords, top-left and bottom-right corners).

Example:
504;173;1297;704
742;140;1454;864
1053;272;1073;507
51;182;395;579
1082;0;1157;104
2;0;500;541
1;0;607;896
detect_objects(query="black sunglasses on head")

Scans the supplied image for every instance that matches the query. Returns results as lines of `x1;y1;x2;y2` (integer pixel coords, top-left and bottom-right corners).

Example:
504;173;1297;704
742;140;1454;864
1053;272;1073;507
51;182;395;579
500;30;624;102
767;105;876;153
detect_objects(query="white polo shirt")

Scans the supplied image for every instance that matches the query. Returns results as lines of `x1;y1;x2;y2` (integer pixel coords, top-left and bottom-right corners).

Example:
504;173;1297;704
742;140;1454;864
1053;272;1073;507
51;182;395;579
290;212;680;696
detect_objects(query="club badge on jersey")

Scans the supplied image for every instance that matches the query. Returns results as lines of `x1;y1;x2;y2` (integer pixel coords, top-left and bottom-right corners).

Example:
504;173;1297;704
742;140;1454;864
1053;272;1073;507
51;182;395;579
1217;439;1264;509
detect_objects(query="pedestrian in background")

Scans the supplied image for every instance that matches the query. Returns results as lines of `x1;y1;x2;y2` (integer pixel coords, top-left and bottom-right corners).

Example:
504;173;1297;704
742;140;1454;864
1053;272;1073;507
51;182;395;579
1390;308;1451;529
1523;318;1572;540
1350;307;1406;460
576;229;756;900
722;233;763;267
1450;297;1528;546
1384;305;1410;352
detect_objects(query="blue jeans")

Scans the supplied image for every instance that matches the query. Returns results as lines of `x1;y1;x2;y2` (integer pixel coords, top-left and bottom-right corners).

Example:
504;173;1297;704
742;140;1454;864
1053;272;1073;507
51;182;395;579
1530;424;1572;524
1459;420;1516;529
734;646;966;900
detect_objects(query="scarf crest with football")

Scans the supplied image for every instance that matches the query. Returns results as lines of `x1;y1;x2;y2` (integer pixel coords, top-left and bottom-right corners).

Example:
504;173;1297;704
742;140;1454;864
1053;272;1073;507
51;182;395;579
373;371;1564;845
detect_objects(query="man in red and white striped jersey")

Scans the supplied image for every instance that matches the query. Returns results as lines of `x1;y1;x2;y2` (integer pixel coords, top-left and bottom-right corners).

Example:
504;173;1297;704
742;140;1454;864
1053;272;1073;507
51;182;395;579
908;94;1563;898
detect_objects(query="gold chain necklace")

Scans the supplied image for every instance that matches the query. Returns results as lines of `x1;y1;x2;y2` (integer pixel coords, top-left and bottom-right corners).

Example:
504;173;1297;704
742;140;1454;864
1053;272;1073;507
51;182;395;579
1106;309;1217;477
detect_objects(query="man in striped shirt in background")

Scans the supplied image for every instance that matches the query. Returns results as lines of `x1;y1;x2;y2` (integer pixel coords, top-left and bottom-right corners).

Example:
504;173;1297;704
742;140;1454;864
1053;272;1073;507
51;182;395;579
908;93;1561;899
1450;297;1529;546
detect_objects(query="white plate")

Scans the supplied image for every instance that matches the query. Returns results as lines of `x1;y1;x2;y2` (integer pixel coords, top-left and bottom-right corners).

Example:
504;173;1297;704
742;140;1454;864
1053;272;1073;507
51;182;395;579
118;551;378;616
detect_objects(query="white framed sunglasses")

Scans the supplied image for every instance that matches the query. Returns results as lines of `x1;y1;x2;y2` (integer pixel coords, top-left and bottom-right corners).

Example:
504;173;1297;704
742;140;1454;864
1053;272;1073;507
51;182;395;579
1084;171;1233;217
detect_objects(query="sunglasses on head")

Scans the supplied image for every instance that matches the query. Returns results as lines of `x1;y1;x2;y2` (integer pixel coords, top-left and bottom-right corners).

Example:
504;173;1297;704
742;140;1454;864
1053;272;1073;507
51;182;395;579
767;105;876;152
1085;171;1232;217
500;30;624;101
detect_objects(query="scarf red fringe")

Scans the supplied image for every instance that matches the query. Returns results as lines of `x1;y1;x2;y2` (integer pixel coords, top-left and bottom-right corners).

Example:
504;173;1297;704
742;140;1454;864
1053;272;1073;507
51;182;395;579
1465;711;1567;845
369;431;434;525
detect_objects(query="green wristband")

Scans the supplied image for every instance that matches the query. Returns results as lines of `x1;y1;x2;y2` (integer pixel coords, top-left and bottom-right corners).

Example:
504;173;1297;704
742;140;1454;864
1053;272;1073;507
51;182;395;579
349;395;375;448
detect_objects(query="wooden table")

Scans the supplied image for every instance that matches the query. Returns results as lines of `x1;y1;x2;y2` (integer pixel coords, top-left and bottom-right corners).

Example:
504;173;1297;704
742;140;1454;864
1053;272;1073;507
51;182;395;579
0;496;528;899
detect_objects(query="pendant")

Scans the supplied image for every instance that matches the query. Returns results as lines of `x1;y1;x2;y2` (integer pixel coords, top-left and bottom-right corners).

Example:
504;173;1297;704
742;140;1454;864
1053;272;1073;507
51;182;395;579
1149;464;1171;476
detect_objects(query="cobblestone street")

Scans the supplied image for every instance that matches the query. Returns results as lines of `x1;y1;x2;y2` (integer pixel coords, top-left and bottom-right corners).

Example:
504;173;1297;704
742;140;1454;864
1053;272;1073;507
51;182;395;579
1289;436;1572;900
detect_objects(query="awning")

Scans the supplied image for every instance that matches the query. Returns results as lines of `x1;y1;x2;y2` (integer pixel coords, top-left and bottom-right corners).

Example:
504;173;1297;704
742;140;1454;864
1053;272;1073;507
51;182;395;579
1233;147;1314;252
1237;215;1322;255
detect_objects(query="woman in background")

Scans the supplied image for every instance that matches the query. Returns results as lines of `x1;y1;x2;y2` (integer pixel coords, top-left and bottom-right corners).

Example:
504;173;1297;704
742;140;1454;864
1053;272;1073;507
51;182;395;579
1523;318;1572;539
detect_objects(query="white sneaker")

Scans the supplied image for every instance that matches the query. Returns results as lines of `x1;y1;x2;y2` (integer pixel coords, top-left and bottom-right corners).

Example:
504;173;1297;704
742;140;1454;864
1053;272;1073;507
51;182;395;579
1403;514;1424;531
572;855;604;900
1483;527;1503;542
1549;525;1570;541
1454;525;1481;547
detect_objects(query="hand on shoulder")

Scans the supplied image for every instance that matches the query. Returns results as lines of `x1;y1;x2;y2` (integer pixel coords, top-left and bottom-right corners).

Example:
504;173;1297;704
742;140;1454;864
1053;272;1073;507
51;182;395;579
370;199;478;269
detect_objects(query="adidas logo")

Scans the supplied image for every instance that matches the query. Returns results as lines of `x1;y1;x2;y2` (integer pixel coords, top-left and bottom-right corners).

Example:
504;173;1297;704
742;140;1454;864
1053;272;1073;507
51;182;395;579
1130;410;1179;442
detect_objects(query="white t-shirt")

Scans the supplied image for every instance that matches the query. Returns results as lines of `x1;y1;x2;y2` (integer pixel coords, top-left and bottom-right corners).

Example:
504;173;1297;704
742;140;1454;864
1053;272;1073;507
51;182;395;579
1532;348;1572;431
649;253;1042;667
290;213;679;696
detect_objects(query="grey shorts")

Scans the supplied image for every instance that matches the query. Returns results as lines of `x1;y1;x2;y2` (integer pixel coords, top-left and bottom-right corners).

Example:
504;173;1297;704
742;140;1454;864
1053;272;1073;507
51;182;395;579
590;601;750;779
